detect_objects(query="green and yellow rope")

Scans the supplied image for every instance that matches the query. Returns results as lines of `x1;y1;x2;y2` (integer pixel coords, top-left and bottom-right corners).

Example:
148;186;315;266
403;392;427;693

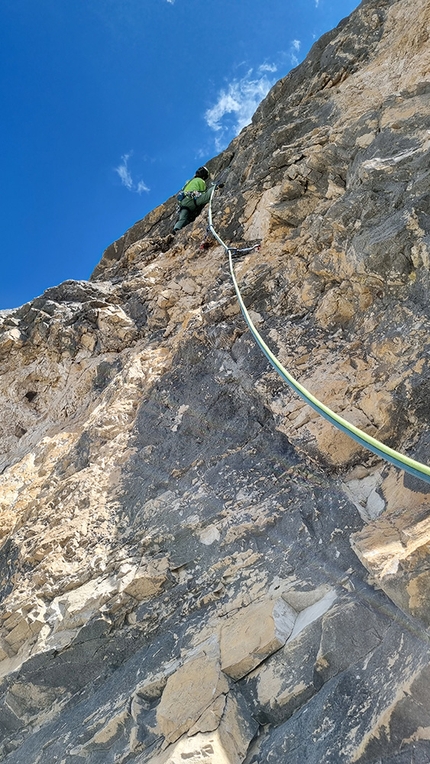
207;186;430;485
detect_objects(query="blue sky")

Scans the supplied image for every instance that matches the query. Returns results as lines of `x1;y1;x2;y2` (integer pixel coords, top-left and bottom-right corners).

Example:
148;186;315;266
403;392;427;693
0;0;359;309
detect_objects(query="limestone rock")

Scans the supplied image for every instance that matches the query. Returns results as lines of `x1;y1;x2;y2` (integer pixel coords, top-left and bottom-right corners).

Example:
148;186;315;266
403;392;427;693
220;599;297;680
314;599;390;683
241;618;323;726
156;651;229;744
247;623;430;764
121;559;169;600
342;469;386;523
153;692;258;764
1;1;430;762
351;471;430;628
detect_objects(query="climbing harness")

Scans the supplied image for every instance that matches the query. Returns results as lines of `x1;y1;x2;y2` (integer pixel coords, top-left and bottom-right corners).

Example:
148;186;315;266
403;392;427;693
207;185;430;485
177;189;201;206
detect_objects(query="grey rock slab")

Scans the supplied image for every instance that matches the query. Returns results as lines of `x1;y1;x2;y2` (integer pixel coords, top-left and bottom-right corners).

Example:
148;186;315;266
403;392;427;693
245;621;430;764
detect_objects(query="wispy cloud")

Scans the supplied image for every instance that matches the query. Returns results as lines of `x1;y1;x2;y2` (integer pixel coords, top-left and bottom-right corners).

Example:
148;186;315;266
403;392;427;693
204;47;305;152
204;65;277;151
258;62;278;73
290;39;301;67
114;152;149;194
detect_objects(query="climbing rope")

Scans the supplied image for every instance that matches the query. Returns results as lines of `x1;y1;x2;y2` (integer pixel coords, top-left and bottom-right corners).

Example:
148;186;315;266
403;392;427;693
207;185;430;485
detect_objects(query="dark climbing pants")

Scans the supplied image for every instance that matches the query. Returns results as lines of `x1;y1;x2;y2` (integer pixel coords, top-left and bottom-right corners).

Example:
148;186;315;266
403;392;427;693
174;188;213;231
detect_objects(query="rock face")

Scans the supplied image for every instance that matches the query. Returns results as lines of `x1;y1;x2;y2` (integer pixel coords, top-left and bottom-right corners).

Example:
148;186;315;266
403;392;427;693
1;0;430;761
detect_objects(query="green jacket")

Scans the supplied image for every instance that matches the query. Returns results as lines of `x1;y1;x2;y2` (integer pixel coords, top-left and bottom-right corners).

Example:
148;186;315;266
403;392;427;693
183;177;206;194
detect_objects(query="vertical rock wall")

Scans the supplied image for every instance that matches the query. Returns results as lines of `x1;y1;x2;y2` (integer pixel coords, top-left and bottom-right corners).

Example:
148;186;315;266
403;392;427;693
1;0;430;761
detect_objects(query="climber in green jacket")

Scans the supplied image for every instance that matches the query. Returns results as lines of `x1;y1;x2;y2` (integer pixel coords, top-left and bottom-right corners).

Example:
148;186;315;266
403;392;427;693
173;166;214;232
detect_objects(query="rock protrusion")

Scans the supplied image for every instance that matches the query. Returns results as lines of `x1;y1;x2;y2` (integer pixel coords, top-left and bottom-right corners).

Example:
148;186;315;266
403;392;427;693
220;599;297;681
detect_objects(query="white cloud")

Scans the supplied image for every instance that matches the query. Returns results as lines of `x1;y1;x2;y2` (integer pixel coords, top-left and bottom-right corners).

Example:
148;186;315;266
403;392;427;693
204;48;306;151
204;67;277;151
290;39;301;67
115;153;133;190
136;180;150;193
258;62;278;73
115;152;149;194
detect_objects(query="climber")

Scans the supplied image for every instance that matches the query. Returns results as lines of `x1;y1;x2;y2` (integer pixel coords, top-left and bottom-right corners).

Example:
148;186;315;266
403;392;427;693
173;166;214;232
